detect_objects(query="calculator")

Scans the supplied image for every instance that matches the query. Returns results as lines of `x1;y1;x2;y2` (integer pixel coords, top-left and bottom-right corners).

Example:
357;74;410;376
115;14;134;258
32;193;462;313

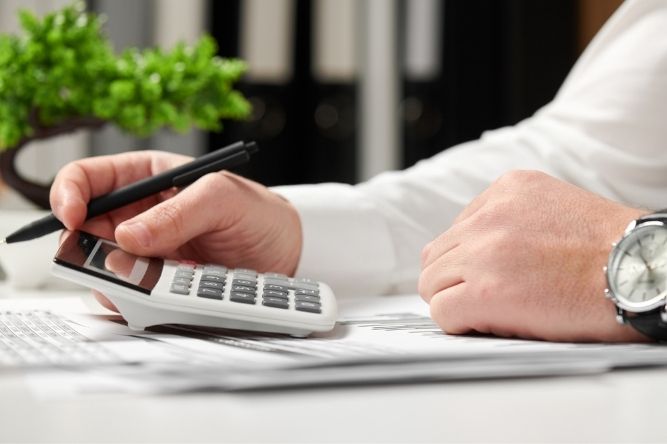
51;231;337;337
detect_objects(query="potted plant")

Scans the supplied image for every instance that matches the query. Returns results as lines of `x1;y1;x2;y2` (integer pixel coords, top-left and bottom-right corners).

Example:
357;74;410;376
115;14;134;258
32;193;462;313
0;2;250;208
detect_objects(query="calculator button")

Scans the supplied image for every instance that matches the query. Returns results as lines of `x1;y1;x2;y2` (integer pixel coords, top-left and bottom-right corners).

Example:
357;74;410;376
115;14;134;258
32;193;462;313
295;301;321;314
172;276;192;286
170;283;190;295
264;272;288;279
232;279;257;288
263;283;289;292
295;288;319;297
230;292;256;304
199;281;225;290
294;277;318;285
295;295;320;304
291;281;320;291
233;268;257;276
262;289;288;299
264;278;290;287
175;269;194;279
197;287;223;300
201;274;225;283
204;265;227;273
231;285;256;294
262;297;289;309
177;263;196;270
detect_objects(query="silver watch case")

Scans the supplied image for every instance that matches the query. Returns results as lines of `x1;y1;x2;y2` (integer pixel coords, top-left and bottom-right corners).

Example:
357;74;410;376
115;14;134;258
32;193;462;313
604;218;667;325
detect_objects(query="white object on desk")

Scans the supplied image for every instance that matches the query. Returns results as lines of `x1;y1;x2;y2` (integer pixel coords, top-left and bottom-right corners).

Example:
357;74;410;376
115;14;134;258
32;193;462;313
0;209;73;289
51;231;337;336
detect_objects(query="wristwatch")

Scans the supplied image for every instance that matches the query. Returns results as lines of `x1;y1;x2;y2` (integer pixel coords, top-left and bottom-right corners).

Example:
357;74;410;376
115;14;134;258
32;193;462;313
605;210;667;340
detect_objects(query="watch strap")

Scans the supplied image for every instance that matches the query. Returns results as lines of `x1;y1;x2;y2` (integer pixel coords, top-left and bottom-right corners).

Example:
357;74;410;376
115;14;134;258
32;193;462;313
638;208;667;223
626;309;667;341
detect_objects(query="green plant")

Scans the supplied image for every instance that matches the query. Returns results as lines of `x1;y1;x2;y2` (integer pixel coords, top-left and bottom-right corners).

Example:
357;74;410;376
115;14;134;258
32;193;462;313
0;1;250;150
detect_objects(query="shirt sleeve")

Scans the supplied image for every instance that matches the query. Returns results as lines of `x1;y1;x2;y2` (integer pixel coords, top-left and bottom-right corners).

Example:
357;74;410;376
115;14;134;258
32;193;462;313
274;0;667;298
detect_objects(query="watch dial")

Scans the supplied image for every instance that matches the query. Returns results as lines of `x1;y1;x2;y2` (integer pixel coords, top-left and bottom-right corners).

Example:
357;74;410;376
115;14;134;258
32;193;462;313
609;224;667;309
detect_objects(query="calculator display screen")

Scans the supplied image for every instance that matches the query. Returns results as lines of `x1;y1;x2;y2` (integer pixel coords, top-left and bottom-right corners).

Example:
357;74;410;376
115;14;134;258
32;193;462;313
54;231;162;295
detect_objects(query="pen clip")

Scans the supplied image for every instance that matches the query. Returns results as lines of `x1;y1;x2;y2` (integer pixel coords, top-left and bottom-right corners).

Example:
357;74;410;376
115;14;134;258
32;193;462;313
171;150;251;188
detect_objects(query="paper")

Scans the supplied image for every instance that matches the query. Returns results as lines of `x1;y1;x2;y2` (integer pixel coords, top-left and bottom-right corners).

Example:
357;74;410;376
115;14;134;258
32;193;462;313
5;294;667;397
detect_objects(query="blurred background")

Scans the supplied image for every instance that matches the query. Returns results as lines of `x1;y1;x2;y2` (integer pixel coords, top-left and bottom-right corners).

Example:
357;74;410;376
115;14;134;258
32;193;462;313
0;0;622;208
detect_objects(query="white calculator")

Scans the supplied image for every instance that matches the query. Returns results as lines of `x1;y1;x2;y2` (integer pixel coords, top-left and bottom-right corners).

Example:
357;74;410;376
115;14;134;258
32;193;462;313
51;231;337;337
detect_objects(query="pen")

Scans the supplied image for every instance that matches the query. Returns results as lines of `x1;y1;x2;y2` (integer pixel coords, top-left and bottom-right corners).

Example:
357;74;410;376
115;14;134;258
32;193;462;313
1;140;258;244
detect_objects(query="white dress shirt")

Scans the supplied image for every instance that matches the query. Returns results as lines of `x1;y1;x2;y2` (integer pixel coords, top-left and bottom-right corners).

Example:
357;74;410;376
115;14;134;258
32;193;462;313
274;0;667;298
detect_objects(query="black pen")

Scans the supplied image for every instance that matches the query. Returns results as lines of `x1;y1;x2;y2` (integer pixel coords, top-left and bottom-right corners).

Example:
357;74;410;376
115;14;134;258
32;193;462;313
1;140;258;244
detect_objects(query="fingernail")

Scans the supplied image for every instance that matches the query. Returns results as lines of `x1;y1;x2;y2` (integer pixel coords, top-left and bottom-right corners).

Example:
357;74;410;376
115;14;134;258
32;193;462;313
119;221;152;248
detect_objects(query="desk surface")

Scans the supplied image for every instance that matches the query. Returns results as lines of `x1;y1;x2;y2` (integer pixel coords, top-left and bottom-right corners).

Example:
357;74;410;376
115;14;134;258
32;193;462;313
2;367;667;443
1;291;667;443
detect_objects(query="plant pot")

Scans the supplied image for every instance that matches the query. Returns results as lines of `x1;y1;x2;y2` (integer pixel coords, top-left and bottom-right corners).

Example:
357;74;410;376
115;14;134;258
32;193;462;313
0;117;106;209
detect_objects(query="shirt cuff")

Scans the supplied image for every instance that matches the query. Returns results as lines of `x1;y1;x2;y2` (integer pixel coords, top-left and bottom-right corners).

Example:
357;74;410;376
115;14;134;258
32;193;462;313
271;183;396;298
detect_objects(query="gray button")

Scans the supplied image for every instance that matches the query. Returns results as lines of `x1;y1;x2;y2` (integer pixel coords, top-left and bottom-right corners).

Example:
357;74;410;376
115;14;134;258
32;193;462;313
175;270;194;279
294;277;318;285
262;297;289;309
264;277;290;287
263;283;288;292
295;288;319;297
291;281;320;291
232;279;257;287
295;301;321;314
204;265;227;274
172;276;192;286
170;283;190;295
232;285;256;294
202;269;226;278
199;281;224;290
230;292;256;304
197;287;223;300
201;274;225;283
262;289;288;299
264;272;288;279
233;268;257;276
295;295;320;304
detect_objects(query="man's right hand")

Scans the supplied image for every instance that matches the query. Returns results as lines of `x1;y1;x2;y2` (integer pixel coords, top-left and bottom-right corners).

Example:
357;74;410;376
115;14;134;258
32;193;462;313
50;150;303;276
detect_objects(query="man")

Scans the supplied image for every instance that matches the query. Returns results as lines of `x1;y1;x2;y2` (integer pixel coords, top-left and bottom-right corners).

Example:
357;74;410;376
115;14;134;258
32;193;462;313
51;0;667;342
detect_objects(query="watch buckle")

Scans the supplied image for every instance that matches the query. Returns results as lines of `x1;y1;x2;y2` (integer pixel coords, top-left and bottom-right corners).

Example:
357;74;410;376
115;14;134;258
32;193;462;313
615;307;626;325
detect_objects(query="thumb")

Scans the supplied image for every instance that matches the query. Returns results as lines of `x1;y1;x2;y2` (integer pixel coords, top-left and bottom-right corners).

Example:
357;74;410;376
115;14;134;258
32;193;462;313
114;174;224;256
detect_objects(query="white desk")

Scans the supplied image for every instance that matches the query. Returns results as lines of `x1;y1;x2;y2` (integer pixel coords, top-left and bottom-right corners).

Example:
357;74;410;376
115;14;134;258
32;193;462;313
1;291;667;443
2;366;667;442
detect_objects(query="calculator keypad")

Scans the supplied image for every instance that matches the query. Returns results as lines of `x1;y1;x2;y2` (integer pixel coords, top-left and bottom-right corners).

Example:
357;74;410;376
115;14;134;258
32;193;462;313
167;265;322;314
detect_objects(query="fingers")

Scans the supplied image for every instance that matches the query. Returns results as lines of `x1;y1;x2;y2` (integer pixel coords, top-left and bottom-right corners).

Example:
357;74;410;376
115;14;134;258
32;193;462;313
92;290;119;313
51;151;192;230
418;244;465;303
428;283;476;335
114;172;233;256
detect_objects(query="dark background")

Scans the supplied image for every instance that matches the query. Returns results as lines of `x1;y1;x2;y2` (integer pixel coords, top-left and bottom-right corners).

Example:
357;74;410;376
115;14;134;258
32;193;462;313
207;0;615;186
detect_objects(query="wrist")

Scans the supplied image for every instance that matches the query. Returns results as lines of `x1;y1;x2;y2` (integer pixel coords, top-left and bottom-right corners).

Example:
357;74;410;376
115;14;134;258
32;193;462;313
604;207;667;342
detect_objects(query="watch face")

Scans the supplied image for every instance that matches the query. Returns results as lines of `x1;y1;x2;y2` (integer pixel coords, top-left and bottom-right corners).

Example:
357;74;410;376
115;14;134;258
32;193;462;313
607;223;667;311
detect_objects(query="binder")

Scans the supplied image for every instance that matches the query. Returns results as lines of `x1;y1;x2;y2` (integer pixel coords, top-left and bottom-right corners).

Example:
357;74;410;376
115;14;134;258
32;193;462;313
308;0;358;184
402;0;578;167
209;0;303;186
208;0;359;186
401;0;445;168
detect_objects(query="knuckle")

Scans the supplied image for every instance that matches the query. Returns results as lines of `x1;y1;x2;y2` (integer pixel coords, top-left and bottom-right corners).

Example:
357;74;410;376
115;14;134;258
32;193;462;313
496;169;544;188
417;270;433;302
420;242;432;267
428;292;463;335
153;202;185;232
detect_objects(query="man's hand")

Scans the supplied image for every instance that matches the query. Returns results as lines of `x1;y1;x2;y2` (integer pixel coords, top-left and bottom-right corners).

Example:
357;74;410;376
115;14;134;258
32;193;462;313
51;150;303;278
419;170;649;342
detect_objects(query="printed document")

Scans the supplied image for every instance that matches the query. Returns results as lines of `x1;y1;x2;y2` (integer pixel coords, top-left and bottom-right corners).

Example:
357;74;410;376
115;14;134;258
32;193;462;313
3;294;667;396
